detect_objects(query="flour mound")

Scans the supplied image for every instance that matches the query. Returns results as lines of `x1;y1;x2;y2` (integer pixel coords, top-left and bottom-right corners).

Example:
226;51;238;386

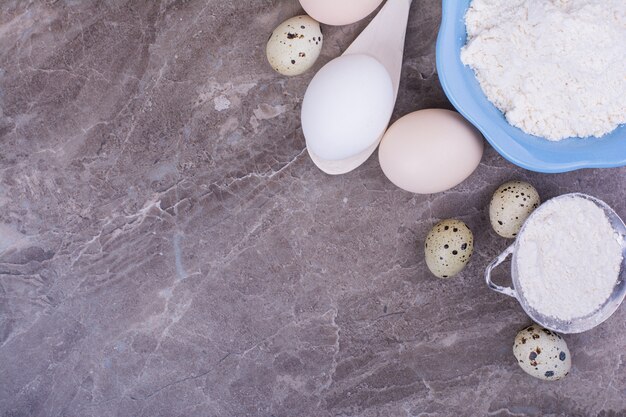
461;0;626;141
516;196;623;321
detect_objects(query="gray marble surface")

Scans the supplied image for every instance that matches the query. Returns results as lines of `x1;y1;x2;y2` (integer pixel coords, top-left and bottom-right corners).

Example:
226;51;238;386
0;1;625;416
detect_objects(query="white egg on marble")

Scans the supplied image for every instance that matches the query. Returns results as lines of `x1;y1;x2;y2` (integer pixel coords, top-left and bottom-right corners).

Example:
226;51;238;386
424;219;474;279
513;324;571;381
266;15;323;76
379;110;484;194
299;0;384;26
489;181;540;238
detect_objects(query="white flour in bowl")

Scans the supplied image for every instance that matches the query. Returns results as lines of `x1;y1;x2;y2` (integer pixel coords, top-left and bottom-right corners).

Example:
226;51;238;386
516;196;623;321
461;0;626;141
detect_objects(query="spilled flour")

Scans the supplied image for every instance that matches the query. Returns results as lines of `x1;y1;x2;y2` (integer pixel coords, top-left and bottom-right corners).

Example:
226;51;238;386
461;0;626;140
516;195;623;321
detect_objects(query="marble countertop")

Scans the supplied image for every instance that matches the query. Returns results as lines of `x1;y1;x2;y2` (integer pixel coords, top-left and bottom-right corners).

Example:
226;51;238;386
1;1;624;416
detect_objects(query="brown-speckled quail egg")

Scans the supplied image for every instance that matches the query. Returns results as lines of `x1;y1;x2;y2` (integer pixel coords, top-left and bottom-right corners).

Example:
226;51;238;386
489;181;540;238
424;219;474;278
266;15;323;76
513;324;571;381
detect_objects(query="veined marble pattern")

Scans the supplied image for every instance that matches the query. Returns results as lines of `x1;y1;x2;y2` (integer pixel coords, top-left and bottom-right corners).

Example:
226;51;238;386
0;1;624;416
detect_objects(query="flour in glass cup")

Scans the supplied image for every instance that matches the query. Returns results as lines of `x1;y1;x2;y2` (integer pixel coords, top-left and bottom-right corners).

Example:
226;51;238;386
516;196;623;321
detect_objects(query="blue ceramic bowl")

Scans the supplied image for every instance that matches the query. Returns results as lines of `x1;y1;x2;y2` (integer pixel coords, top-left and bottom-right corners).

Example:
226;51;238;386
436;0;626;173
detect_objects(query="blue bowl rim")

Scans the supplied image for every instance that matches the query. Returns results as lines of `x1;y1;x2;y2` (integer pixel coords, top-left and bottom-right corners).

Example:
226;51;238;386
435;0;626;173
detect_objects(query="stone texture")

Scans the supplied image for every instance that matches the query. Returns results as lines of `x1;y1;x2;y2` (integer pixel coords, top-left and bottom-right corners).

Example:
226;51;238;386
0;1;624;416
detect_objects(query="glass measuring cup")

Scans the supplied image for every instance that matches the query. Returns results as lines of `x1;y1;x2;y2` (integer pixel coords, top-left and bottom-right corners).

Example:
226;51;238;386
484;193;626;333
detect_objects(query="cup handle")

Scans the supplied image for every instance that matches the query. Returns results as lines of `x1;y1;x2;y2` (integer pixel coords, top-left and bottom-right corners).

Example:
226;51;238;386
484;244;518;299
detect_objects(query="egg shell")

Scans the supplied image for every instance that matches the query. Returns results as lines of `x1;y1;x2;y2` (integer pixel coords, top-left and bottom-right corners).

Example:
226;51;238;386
299;0;384;26
513;324;571;381
424;219;474;278
302;54;394;161
266;15;323;76
489;181;540;238
378;109;484;194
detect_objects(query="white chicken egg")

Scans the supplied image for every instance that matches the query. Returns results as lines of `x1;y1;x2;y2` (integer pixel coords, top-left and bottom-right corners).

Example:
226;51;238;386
513;324;571;381
299;0;384;26
489;181;540;238
266;15;323;76
301;53;394;171
424;219;474;279
378;110;484;194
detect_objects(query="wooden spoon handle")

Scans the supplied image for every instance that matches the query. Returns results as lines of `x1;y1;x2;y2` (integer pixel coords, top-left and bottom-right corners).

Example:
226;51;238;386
343;0;413;99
